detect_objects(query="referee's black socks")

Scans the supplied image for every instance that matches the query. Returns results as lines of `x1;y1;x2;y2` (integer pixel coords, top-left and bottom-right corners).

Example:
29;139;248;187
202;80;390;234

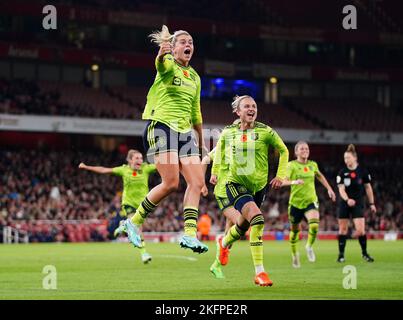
358;234;368;255
338;234;348;256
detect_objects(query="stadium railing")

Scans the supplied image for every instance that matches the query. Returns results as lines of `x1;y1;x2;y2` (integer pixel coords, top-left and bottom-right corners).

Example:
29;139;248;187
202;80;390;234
1;226;29;244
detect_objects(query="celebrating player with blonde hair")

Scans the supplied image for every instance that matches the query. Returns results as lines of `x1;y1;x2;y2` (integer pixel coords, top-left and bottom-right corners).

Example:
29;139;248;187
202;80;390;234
124;25;209;254
212;95;289;286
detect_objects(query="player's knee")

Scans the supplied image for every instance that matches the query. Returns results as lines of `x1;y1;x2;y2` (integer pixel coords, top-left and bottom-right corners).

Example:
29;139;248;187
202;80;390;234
356;230;365;237
188;178;204;191
291;224;300;232
162;177;179;193
249;214;264;228
237;216;250;231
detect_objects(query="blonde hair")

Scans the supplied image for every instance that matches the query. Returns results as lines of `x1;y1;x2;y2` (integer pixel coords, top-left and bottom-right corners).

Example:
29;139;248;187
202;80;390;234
345;144;357;158
231;95;253;113
294;140;308;155
126;149;141;161
149;25;190;46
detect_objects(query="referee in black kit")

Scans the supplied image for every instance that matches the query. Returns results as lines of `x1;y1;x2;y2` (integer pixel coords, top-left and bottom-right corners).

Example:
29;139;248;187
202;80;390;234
336;144;376;263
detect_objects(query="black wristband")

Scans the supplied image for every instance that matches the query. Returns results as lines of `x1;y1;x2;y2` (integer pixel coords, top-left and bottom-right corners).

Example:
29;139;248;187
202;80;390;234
369;203;375;206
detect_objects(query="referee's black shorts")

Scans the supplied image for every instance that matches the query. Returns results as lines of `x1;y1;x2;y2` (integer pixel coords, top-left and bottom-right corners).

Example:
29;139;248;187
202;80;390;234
338;200;364;219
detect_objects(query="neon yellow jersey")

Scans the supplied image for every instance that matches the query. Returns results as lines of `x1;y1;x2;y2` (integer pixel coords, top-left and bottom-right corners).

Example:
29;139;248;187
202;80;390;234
112;163;157;208
208;148;229;198
142;54;202;133
286;160;320;209
214;121;289;195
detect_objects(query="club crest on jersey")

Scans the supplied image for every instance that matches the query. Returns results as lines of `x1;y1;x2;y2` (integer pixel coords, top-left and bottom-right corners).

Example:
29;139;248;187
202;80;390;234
172;76;181;86
238;186;248;193
241;134;247;142
132;171;137;177
182;70;190;78
344;178;351;186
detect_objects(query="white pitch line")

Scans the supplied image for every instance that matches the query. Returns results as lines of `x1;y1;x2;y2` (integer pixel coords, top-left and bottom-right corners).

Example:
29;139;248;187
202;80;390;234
156;254;198;261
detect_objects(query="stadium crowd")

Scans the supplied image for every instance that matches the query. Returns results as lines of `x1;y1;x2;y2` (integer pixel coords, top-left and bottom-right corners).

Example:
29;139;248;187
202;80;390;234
1;149;402;243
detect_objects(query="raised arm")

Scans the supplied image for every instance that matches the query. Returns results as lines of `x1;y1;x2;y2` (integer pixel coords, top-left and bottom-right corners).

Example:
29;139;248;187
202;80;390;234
78;163;113;174
155;43;174;74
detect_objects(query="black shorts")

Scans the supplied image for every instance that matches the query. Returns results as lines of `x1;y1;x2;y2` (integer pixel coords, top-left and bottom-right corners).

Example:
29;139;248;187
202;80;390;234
143;120;200;159
215;195;233;212
338;201;364;219
226;182;267;213
288;202;319;225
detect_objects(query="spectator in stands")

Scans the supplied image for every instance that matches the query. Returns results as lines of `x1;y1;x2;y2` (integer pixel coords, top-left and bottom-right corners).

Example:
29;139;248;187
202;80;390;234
0;148;402;242
198;213;212;241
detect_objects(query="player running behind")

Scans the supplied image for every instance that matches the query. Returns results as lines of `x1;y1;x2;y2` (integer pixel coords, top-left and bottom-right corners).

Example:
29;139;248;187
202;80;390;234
201;140;242;279
123;25;209;254
78;149;156;264
280;141;336;268
336;144;376;263
213;95;289;286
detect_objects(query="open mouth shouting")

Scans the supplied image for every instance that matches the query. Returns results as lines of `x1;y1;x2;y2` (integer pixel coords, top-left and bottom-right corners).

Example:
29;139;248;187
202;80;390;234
246;110;256;118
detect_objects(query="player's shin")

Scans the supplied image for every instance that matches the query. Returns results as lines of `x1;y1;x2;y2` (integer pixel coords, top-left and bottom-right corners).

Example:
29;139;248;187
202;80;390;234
249;214;265;274
183;207;199;237
131;197;158;226
222;224;246;248
289;228;300;255
307;219;319;247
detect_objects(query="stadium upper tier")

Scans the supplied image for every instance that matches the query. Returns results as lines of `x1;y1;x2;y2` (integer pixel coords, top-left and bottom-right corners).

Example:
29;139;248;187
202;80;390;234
16;0;400;32
2;1;403;68
1;79;402;132
288;98;403;132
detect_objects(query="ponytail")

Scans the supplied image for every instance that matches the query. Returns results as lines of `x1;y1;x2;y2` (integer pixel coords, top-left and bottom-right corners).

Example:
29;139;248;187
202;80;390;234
346;144;357;157
149;25;190;46
149;25;174;45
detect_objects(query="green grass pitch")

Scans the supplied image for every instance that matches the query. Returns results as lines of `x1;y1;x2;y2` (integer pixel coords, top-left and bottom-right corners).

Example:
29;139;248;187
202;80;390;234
1;240;402;300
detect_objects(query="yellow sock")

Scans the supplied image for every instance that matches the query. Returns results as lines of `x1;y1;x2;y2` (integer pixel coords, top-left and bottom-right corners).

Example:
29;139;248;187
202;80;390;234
184;207;198;237
131;197;157;226
222;224;246;248
249;215;265;267
290;229;300;255
307;219;319;247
